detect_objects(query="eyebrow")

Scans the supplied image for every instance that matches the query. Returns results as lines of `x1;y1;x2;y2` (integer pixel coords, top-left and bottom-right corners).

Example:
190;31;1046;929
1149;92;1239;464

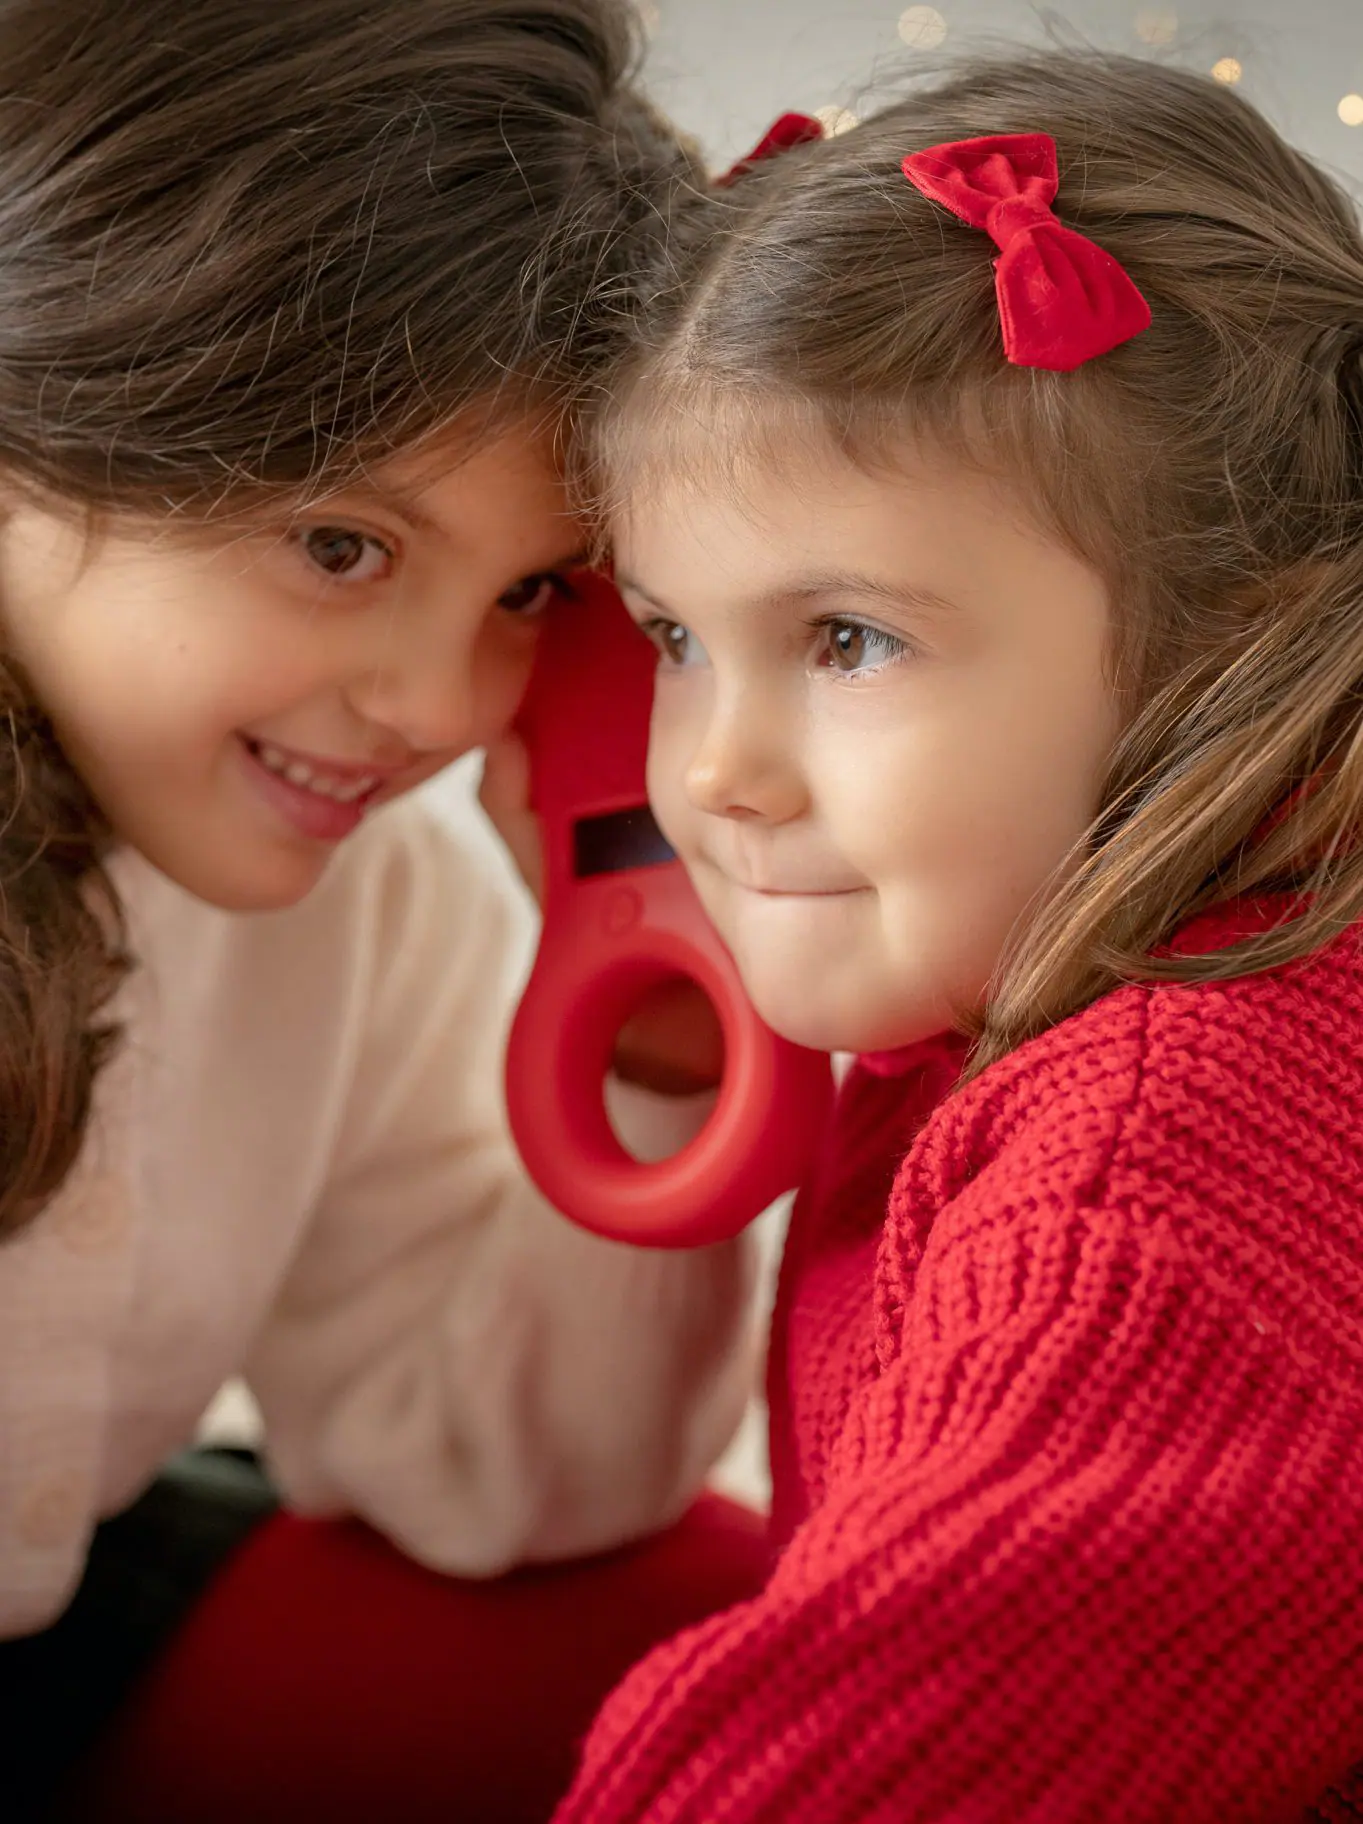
774;570;960;618
616;576;671;614
343;481;588;575
618;570;961;620
541;544;591;576
301;475;445;539
366;482;443;538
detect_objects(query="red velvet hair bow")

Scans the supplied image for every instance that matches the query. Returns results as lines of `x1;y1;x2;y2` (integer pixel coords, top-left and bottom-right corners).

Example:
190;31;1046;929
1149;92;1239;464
718;112;823;187
901;132;1151;372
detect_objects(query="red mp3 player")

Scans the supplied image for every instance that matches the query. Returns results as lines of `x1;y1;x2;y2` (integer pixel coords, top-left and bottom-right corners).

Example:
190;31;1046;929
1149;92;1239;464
504;573;835;1249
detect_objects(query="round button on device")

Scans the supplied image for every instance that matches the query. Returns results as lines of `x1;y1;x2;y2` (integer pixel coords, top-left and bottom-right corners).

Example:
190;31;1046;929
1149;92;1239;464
601;886;643;938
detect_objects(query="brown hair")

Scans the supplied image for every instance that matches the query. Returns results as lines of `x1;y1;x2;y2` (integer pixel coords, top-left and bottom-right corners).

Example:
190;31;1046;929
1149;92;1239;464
0;0;698;1236
599;50;1363;1076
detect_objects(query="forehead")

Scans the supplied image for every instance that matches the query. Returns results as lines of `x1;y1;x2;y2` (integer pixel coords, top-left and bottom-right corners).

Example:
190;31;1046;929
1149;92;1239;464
616;427;1113;678
300;418;582;566
616;431;1038;581
605;367;1113;584
374;415;566;507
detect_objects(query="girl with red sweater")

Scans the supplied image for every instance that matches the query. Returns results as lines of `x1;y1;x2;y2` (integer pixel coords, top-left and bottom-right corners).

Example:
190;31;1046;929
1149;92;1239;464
556;50;1363;1824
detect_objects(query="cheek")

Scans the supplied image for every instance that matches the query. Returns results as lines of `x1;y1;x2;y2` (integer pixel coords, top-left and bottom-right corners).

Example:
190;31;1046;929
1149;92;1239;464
476;621;541;734
969;685;1115;876
48;613;240;746
800;712;922;865
874;663;1113;862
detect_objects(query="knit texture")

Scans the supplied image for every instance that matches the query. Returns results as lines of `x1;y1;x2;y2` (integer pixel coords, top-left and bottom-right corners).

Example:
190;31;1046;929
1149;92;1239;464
555;904;1363;1822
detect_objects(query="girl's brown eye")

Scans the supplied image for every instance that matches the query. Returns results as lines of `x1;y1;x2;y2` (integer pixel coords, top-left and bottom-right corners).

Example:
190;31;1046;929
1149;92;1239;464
639;618;706;668
498;573;559;617
299;526;392;582
818;617;908;675
828;622;868;669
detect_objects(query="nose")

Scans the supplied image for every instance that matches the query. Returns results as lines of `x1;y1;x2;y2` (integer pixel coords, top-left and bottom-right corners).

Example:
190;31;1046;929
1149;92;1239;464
683;684;806;825
347;651;477;755
345;610;529;756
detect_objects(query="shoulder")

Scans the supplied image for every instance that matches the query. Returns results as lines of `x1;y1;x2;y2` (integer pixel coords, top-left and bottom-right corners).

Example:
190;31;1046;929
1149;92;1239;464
893;909;1363;1358
977;904;1361;1144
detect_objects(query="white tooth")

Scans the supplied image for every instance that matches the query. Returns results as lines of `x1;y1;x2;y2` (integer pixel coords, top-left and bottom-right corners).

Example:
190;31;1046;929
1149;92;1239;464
251;740;379;802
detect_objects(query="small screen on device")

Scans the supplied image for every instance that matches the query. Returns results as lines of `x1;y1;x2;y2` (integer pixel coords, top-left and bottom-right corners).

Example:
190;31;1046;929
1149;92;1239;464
574;806;676;878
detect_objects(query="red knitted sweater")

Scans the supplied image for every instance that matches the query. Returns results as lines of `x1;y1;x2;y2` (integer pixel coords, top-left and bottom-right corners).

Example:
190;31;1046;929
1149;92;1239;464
555;905;1363;1822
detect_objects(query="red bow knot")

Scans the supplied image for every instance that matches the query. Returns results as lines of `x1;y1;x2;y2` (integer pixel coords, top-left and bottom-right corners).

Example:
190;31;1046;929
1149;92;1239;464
901;132;1151;372
718;112;824;188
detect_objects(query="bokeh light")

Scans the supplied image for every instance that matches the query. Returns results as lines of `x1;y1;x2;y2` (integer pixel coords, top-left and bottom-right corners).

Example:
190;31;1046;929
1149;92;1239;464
897;7;948;51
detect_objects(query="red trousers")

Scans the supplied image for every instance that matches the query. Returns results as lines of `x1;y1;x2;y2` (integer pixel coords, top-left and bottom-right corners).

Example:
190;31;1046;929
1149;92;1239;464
58;1493;770;1824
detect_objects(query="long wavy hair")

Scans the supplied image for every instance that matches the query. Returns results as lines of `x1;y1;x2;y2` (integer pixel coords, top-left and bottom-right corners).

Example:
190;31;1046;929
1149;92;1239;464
0;0;700;1236
597;50;1363;1076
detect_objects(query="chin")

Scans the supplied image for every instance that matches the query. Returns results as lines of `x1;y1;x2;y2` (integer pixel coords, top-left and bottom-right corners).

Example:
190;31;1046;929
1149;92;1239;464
747;986;853;1055
147;844;333;913
752;981;951;1058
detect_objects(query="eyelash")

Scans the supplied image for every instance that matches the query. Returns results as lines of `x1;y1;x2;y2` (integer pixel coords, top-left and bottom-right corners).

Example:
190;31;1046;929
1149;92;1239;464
290;526;574;624
638;613;915;676
640;616;697;666
292;525;395;585
809;616;912;676
498;571;574;618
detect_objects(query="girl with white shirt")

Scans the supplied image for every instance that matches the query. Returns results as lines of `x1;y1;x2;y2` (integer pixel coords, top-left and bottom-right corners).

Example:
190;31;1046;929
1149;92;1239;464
0;2;763;1816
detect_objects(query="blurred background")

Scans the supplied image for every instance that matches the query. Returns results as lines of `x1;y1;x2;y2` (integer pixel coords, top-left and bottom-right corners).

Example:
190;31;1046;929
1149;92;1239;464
639;0;1363;188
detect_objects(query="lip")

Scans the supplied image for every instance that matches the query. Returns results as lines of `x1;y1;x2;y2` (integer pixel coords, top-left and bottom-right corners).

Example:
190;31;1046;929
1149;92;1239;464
718;868;868;897
236;735;398;843
239;733;412;784
707;842;866;899
735;884;866;898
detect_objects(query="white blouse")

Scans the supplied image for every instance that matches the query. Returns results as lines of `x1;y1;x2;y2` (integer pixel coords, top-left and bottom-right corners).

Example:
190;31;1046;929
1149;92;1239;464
0;796;756;1638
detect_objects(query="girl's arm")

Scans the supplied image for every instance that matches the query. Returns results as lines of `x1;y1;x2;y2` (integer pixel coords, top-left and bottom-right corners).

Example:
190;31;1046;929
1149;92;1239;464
242;804;758;1574
554;1053;1363;1821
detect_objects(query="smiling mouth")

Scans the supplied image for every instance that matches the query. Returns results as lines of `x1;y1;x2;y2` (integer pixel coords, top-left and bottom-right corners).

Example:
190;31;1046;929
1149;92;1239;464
732;882;866;899
241;737;386;805
701;851;867;898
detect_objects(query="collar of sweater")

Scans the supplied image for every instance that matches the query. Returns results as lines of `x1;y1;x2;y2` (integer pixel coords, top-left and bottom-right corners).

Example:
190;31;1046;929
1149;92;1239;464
856;1029;971;1079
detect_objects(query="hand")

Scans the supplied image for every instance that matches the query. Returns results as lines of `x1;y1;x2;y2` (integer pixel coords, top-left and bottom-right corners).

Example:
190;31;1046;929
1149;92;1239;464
478;734;543;905
613;977;726;1097
478;737;725;1096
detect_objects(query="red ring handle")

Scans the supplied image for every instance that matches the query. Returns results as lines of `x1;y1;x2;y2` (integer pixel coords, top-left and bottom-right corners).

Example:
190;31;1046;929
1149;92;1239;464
505;883;834;1248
